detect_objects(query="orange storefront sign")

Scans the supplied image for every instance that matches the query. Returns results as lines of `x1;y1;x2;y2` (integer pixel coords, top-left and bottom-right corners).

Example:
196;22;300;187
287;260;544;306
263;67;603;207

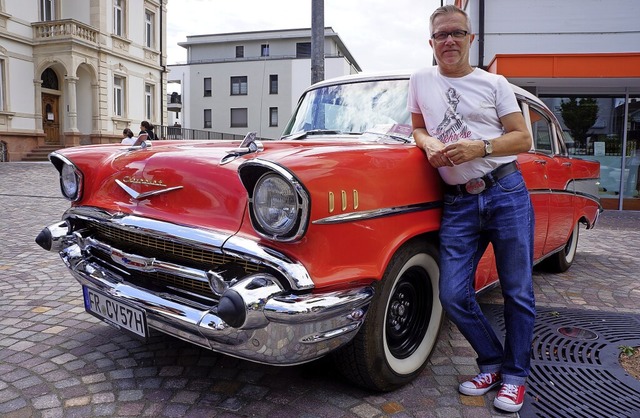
487;52;640;78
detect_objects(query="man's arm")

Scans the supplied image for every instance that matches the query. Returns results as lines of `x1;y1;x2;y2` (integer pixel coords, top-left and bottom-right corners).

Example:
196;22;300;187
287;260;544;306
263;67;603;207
442;111;532;165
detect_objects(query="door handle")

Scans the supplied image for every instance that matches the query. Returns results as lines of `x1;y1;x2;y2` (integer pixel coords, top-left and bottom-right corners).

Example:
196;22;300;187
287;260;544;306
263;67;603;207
534;160;547;165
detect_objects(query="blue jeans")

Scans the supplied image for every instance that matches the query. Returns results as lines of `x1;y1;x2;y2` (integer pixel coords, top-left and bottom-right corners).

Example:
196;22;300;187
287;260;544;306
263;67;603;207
439;169;535;386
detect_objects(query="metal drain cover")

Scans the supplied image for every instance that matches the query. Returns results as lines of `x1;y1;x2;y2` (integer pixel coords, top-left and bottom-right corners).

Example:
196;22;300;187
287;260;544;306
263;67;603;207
482;304;640;418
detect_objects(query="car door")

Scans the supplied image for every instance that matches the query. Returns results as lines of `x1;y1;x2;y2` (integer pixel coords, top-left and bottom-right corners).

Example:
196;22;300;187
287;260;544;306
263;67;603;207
524;103;575;257
518;102;551;261
539;107;575;254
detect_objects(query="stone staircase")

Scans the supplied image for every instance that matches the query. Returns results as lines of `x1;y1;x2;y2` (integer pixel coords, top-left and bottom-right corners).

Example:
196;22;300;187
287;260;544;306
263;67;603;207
21;145;62;162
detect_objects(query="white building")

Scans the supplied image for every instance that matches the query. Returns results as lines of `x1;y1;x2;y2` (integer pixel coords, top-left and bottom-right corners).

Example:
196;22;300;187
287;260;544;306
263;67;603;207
0;0;168;162
167;28;361;140
454;0;640;210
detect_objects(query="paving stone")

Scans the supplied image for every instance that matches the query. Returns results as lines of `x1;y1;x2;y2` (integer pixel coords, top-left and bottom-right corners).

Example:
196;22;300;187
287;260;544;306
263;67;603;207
32;394;62;410
351;402;383;418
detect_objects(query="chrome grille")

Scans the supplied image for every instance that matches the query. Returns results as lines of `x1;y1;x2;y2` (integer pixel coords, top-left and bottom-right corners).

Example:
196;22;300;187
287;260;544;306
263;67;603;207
85;221;263;301
90;222;261;272
143;271;214;300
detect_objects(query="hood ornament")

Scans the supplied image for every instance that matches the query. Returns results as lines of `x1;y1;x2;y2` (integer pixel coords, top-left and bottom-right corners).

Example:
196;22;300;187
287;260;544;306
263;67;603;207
126;135;153;150
115;178;183;201
221;132;263;165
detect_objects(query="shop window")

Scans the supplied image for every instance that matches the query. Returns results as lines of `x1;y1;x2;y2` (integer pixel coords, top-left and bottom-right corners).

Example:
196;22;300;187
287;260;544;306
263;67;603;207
542;95;628;203
624;96;640;205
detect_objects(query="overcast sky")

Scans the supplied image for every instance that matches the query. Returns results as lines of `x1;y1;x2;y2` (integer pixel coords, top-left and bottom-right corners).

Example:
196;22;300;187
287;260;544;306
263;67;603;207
166;0;440;73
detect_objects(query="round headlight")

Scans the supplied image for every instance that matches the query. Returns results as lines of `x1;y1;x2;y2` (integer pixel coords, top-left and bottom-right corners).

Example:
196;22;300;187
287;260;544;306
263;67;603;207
253;174;298;237
60;163;80;200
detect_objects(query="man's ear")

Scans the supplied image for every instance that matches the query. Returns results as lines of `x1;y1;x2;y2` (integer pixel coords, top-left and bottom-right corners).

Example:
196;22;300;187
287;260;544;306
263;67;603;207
469;33;475;44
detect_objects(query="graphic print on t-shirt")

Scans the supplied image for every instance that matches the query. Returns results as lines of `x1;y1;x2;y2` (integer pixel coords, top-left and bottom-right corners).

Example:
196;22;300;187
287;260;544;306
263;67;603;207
434;87;471;144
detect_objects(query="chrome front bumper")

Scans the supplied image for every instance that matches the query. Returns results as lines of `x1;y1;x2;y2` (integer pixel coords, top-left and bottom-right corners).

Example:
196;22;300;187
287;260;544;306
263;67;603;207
38;220;374;366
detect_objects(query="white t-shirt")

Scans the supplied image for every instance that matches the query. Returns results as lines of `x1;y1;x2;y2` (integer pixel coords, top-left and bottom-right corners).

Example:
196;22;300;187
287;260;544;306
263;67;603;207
407;67;520;185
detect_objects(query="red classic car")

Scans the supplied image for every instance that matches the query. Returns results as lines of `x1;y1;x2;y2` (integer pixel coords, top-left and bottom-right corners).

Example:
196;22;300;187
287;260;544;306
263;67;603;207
36;72;601;391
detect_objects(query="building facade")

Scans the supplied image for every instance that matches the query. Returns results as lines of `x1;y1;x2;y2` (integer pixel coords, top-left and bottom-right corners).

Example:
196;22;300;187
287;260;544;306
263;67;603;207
167;28;361;140
454;0;640;210
0;0;167;162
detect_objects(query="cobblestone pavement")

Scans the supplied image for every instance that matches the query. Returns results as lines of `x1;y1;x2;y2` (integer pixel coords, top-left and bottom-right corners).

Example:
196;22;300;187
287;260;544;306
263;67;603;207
1;162;639;418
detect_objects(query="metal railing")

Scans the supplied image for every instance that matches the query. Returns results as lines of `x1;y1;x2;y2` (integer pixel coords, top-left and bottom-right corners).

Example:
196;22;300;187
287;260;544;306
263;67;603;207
155;125;255;141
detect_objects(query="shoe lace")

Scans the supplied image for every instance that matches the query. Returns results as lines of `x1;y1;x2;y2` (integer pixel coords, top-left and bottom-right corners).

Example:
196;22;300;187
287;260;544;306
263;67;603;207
473;372;496;385
499;384;519;399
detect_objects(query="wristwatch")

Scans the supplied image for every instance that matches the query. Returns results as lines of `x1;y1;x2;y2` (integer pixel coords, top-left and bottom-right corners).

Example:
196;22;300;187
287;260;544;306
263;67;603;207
482;139;493;157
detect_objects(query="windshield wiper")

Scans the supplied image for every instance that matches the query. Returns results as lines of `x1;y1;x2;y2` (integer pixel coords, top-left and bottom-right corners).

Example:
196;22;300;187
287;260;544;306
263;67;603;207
281;129;345;140
364;130;412;143
384;134;411;143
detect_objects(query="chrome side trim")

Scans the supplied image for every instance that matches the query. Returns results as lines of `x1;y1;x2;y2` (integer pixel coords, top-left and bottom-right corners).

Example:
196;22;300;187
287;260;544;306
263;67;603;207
527;181;602;209
313;201;441;225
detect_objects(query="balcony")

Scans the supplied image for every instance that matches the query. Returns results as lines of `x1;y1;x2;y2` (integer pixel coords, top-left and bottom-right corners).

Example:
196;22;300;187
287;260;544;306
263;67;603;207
167;92;182;111
32;19;99;47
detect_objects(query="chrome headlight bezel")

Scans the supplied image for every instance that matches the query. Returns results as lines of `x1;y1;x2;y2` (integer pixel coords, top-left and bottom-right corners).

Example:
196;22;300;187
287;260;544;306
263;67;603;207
239;160;310;242
50;154;83;201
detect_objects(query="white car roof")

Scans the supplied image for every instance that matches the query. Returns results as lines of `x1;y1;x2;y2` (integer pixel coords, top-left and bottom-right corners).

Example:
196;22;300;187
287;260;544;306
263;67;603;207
307;70;545;108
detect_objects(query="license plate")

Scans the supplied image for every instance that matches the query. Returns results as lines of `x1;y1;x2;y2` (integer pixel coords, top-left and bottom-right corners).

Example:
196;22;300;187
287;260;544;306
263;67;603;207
83;287;147;338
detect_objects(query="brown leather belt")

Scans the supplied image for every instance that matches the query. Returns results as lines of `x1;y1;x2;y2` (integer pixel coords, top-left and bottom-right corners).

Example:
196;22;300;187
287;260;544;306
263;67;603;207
443;161;519;196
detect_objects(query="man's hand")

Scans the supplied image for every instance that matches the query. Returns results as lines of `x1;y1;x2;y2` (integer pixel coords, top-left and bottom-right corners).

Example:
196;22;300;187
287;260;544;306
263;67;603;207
442;139;484;165
425;143;454;168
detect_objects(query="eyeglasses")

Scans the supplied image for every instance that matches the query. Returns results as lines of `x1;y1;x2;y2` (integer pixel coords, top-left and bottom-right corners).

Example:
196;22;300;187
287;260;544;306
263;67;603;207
431;30;469;42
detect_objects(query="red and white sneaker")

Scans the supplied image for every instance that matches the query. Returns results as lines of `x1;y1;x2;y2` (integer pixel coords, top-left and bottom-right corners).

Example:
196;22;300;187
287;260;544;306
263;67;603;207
493;383;526;412
458;372;502;396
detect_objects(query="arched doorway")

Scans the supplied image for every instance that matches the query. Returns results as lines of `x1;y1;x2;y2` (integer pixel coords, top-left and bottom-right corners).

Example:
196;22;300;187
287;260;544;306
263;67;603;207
41;68;61;145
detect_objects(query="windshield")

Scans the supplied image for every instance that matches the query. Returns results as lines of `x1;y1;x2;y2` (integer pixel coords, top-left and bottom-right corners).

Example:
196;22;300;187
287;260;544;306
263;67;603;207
281;79;412;140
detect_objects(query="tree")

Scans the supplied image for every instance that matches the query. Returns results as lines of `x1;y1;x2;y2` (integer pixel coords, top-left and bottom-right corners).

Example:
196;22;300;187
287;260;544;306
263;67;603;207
560;98;599;151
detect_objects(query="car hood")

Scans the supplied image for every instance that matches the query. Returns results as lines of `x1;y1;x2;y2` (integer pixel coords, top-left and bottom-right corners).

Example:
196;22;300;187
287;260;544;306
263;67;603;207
55;136;436;236
57;141;251;235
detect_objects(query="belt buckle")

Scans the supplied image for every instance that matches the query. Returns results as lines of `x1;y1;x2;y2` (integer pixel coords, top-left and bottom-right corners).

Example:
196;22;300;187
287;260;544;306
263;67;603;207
465;178;486;194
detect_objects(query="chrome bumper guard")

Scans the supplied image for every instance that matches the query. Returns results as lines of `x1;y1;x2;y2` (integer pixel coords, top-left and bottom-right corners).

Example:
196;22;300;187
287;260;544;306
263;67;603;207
40;221;374;365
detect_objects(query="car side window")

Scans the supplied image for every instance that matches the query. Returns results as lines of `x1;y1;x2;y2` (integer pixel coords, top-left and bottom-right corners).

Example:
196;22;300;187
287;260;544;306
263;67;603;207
529;107;553;154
